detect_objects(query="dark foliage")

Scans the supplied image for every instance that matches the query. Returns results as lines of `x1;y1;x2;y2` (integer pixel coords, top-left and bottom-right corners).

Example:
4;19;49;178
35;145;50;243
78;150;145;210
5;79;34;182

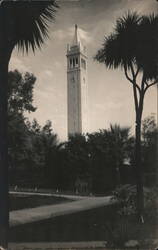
1;0;59;52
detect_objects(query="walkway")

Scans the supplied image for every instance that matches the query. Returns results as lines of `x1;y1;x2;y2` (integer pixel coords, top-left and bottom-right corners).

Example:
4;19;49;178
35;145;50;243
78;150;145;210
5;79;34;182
10;192;113;227
9;241;107;250
10;191;91;200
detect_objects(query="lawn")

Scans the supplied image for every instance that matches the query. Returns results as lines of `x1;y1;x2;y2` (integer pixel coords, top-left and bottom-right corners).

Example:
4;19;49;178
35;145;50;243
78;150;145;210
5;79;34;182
9;203;158;248
9;193;73;211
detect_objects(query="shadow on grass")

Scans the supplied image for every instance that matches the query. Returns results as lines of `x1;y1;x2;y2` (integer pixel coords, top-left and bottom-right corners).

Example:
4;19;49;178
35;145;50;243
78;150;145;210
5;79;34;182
9;203;158;248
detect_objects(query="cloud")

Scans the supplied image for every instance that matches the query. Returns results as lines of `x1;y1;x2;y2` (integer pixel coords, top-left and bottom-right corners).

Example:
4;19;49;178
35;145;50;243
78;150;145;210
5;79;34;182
52;29;67;40
68;26;93;45
78;28;92;44
52;27;92;44
9;56;30;72
54;61;62;69
39;69;54;80
44;70;54;78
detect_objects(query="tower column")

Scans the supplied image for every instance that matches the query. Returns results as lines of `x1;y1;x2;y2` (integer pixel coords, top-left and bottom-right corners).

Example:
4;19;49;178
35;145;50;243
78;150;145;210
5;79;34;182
67;25;88;138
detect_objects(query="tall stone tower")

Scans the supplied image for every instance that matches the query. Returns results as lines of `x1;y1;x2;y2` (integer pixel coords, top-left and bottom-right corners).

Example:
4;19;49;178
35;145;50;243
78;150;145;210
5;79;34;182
67;25;88;138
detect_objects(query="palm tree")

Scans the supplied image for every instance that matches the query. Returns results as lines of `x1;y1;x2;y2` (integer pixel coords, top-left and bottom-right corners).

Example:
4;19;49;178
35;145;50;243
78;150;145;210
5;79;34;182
95;12;158;222
0;1;58;247
109;124;130;185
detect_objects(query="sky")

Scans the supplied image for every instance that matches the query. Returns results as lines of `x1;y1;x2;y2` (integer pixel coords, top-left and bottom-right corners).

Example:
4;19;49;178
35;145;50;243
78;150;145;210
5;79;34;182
9;0;158;141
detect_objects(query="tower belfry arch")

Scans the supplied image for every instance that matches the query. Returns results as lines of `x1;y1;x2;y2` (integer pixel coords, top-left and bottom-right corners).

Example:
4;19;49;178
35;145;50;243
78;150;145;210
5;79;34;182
67;25;88;138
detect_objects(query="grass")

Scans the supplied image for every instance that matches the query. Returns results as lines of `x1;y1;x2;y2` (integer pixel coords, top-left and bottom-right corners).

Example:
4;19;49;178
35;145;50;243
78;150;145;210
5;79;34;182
9;203;158;248
9;193;73;211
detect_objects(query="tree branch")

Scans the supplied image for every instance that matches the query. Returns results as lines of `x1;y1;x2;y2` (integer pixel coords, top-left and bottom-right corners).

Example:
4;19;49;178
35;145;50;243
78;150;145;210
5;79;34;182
130;64;141;94
124;66;133;83
144;79;158;94
130;63;140;80
140;74;145;95
133;84;139;113
144;81;149;87
135;66;140;79
124;65;141;94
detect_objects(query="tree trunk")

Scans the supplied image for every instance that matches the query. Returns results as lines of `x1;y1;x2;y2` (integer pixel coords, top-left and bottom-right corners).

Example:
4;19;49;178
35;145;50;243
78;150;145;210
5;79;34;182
156;83;158;186
0;6;14;247
135;115;144;222
0;59;9;249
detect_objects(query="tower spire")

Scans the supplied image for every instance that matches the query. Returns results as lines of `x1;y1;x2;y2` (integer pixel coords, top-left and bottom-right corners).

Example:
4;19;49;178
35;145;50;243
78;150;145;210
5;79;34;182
72;24;81;47
74;24;78;45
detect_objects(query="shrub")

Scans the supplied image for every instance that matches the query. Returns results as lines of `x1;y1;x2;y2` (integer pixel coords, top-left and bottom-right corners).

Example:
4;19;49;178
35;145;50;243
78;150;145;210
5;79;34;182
112;185;158;219
112;184;136;216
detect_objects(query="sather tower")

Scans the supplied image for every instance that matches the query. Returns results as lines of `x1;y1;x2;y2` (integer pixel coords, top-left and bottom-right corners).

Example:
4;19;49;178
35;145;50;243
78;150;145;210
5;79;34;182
67;25;88;138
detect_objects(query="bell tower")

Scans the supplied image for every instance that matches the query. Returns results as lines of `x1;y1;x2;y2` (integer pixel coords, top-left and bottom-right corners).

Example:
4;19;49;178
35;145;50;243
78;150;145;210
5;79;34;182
67;25;88;138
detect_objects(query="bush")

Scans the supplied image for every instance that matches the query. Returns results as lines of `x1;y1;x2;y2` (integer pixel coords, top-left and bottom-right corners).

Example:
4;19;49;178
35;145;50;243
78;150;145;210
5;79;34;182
112;184;136;216
112;185;158;219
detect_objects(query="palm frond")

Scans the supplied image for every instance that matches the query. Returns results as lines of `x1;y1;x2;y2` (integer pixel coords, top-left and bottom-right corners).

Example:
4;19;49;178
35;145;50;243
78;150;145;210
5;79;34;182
115;11;141;35
95;11;158;82
136;14;158;80
95;12;141;69
95;34;121;68
113;11;141;68
1;0;59;53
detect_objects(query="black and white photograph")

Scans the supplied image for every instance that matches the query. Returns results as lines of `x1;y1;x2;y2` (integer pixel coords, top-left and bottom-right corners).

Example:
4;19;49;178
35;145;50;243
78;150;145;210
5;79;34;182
0;0;158;249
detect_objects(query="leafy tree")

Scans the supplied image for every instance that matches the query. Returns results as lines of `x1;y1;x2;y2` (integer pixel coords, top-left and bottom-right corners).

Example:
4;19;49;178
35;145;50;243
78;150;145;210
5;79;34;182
29;120;58;174
18;119;58;182
60;127;131;195
142;115;157;183
8;70;36;114
142;115;157;144
7;70;60;190
108;124;131;185
8;70;37;171
8;70;37;183
87;126;131;194
65;134;90;189
8;112;28;169
0;1;58;247
87;130;113;194
95;12;158;222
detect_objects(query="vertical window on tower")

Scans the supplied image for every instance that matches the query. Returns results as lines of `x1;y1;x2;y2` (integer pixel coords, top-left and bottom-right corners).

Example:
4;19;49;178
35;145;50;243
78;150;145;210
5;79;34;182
81;58;86;69
69;58;72;68
73;58;75;68
75;57;78;67
69;57;79;69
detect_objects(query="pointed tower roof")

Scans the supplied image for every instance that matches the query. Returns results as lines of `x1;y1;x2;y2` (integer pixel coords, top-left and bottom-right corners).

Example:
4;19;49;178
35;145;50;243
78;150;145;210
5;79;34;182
67;24;86;55
71;24;83;50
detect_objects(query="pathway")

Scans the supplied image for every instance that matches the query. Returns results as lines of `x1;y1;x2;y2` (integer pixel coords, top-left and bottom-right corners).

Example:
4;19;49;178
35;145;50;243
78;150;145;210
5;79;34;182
9;241;107;250
10;192;113;227
10;191;90;200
